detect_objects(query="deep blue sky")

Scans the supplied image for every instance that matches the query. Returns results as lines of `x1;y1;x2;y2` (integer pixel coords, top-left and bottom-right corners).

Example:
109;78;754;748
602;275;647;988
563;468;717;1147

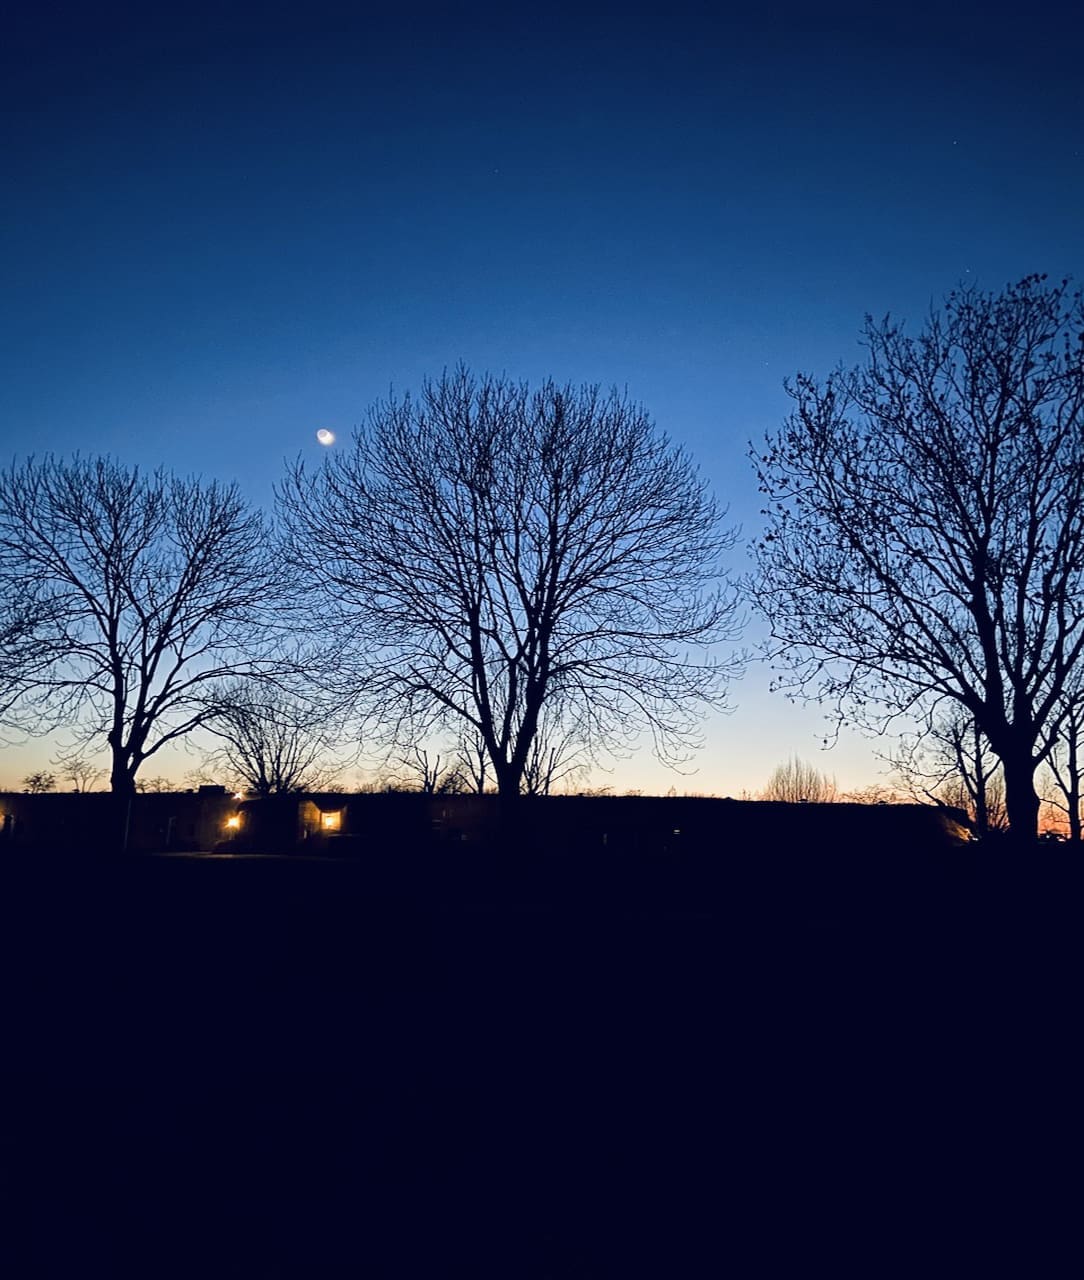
3;1;1082;792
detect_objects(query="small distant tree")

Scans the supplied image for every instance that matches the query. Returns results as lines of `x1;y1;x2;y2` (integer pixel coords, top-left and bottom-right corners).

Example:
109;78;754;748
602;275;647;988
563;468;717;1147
136;776;179;794
22;770;56;793
391;745;468;795
760;755;837;803
891;709;1007;836
838;783;902;805
454;728;490;795
56;756;105;793
522;735;586;796
1040;696;1084;841
352;770;402;794
201;682;336;797
521;701;591;796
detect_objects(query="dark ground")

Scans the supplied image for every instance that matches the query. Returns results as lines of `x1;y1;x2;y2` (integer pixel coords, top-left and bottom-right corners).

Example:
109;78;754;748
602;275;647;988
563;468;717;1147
2;843;1080;1277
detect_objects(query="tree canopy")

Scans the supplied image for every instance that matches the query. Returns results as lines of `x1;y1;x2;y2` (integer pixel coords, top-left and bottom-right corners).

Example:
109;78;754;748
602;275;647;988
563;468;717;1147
280;367;743;798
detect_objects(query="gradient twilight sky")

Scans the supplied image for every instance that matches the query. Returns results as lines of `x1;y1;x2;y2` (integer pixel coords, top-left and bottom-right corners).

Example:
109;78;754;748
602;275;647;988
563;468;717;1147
2;1;1082;793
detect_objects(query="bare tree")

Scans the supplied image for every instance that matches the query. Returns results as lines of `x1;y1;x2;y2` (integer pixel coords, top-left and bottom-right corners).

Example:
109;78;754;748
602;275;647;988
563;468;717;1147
200;681;336;797
352;769;403;795
837;783;902;805
389;744;467;795
454;727;490;795
22;770;56;793
1039;694;1084;841
56;755;106;793
521;702;591;796
760;755;837;803
0;456;284;799
136;776;180;793
890;709;1007;836
280;367;743;801
751;276;1084;839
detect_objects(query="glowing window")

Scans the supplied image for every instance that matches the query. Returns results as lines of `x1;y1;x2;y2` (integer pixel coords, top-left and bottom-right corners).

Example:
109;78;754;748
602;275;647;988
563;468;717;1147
321;811;342;832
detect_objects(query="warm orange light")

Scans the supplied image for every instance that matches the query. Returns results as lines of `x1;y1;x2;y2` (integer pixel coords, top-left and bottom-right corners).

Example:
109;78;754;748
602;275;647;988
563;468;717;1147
321;810;342;832
225;815;242;830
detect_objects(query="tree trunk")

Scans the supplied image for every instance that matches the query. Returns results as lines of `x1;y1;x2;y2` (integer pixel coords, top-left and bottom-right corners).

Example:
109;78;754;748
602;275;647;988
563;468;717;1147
492;763;524;847
492;761;522;799
109;747;137;852
110;764;136;796
1067;722;1081;843
1000;747;1040;843
971;724;989;837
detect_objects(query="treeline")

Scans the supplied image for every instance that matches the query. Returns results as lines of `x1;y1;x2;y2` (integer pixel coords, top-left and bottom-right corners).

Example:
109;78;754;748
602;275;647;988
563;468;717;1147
2;276;1083;840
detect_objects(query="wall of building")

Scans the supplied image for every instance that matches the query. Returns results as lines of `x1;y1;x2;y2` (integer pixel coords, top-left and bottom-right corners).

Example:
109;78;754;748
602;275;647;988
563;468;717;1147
0;790;236;854
2;790;972;858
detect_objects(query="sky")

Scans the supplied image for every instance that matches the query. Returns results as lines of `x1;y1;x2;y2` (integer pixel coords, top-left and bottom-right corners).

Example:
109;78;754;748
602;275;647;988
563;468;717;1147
2;0;1082;793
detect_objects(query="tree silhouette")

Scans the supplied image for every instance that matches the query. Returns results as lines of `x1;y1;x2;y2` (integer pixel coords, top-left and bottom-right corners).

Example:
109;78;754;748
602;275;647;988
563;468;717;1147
201;681;336;797
0;456;285;799
890;708;1006;836
760;755;836;803
22;770;56;794
453;727;490;795
752;276;1084;839
521;700;591;796
1040;694;1084;841
388;745;467;795
136;776;179;794
280;367;742;800
55;754;106;794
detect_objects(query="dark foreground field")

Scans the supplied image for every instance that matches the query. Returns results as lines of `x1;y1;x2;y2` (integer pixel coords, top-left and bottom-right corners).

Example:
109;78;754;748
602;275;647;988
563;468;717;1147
3;843;1080;1276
